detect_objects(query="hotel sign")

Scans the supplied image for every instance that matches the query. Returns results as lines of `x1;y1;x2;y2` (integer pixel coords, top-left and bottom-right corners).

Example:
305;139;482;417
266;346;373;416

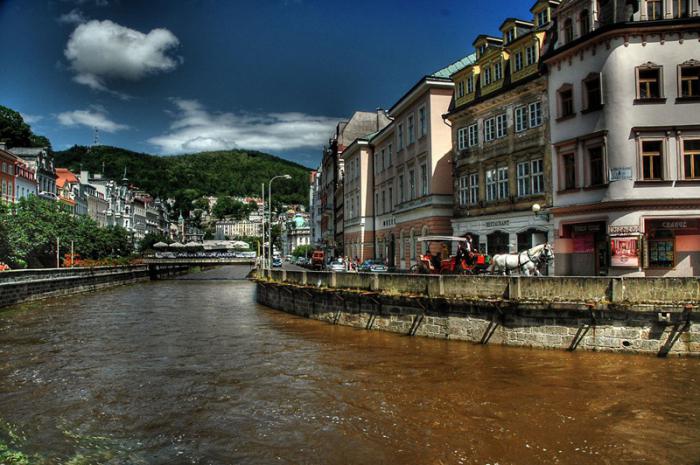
609;167;633;181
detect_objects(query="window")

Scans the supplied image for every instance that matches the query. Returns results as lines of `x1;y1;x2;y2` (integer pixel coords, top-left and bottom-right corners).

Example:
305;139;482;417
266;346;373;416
514;52;523;72
584;74;603;110
646;0;663;19
515;106;527;132
537;9;548;27
683;139;700;179
469;173;479;205
1;162;5;173
458;175;469;206
420;163;428;196
580;10;590;35
563;18;574;43
641;140;663;180
468;124;479;146
484;118;496;142
496;113;507;139
375;192;380;214
457;127;469;150
486;169;497;201
562;153;577;189
559;87;574;117
409;169;416;199
380;149;385;171
494;62;503;81
388;144;392;166
457;80;465;98
674;0;690;17
388;187;393;208
637;67;662;99
382;190;387;213
497;167;509;199
588;146;605;186
529;102;543;127
505;28;515;43
398;124;404;149
466;76;474;93
517;161;531;197
531;159;544;194
525;46;537;66
408;115;415;144
419;107;426;137
680;65;700;98
375;153;381;173
484;67;492;85
399;175;405;202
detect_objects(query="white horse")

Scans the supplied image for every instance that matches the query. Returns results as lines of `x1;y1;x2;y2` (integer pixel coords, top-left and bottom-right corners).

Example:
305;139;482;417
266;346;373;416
489;243;554;276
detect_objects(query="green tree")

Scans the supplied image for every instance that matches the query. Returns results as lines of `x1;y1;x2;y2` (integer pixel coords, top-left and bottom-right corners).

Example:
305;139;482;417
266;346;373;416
292;244;314;258
212;196;248;219
139;232;170;251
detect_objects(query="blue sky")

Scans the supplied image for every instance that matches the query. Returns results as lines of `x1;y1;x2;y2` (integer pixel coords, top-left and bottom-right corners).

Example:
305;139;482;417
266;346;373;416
1;0;533;167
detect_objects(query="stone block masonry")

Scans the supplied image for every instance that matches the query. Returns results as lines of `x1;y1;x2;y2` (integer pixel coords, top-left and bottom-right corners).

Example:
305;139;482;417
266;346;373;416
256;270;700;357
0;265;189;309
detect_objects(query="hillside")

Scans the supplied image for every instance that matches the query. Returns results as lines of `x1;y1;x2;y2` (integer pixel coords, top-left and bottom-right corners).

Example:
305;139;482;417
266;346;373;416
54;145;312;208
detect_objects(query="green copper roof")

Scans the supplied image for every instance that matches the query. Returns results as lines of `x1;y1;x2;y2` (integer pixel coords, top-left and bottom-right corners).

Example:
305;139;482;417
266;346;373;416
430;53;477;78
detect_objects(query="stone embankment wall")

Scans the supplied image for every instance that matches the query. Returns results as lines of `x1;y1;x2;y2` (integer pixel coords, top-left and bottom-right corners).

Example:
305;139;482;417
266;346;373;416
0;265;188;308
256;270;700;357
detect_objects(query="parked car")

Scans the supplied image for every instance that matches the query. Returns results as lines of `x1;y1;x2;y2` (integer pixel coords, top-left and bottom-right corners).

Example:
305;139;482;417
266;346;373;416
272;257;283;268
296;256;308;266
359;259;388;273
328;259;345;272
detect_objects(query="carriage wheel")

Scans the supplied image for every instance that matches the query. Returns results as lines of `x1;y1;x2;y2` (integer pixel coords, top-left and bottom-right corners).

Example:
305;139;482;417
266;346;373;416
409;264;424;274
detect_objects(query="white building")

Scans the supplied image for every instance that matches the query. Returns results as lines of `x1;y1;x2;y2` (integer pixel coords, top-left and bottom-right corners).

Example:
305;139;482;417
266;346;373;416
14;160;37;201
215;219;262;239
545;0;700;276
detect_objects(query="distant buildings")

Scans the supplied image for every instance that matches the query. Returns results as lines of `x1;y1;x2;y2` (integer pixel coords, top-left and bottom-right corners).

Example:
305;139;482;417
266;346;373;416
0;143;17;204
9;147;56;200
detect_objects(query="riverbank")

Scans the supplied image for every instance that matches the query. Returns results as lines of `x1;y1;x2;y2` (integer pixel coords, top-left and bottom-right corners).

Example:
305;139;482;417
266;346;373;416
0;265;189;309
256;270;700;356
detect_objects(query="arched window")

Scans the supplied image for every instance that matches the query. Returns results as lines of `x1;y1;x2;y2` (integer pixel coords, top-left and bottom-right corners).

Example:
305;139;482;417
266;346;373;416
563;18;574;43
410;228;416;260
421;225;429;252
399;230;405;265
580;10;590;35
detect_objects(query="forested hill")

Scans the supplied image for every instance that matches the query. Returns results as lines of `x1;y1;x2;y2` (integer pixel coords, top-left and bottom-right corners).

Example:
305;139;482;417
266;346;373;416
54;145;312;206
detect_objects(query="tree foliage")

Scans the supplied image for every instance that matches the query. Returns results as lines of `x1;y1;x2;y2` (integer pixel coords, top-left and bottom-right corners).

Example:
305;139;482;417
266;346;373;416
292;244;314;258
54;145;311;210
0;196;133;268
0;105;51;149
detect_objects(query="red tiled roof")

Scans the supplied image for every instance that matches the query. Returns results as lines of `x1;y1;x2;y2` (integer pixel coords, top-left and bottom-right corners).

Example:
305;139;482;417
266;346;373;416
55;168;79;185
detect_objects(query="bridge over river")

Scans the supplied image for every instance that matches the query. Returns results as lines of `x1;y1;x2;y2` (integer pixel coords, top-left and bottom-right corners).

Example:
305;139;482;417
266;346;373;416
0;267;699;464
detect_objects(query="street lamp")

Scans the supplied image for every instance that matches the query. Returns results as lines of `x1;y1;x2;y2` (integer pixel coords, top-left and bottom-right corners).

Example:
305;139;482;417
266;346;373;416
268;174;292;271
532;203;551;222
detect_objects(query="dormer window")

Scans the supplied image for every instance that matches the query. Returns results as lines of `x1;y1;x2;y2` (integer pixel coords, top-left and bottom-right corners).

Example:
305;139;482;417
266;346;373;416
494;62;503;81
563;18;574;43
466;75;474;93
478;45;486;57
537;9;549;27
505;29;515;43
646;0;663;19
484;67;492;85
580;10;590;35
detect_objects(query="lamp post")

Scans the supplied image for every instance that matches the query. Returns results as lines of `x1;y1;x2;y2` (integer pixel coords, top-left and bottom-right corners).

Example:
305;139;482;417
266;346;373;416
268;174;292;271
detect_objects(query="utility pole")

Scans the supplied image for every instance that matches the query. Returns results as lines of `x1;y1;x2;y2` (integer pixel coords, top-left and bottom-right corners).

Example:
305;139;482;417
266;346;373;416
261;183;265;272
56;237;60;269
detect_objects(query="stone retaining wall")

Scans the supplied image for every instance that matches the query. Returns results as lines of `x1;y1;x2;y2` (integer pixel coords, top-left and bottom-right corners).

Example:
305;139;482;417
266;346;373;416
0;265;188;309
256;271;700;356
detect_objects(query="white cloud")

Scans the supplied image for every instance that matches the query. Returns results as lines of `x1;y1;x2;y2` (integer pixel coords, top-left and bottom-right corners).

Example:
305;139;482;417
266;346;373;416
57;107;128;133
148;99;340;154
57;8;87;24
64;20;181;94
20;113;43;124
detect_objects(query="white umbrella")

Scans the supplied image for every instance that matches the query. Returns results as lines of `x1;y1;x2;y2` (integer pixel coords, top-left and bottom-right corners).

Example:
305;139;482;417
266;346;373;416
170;242;185;248
153;242;169;248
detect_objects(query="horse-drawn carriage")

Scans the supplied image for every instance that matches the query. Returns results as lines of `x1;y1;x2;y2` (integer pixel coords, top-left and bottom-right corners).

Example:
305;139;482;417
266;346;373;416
410;235;554;276
410;236;490;275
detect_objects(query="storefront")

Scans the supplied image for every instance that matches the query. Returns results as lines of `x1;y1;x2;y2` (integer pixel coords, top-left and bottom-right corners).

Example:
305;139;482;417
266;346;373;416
453;212;553;257
643;218;700;276
557;221;608;276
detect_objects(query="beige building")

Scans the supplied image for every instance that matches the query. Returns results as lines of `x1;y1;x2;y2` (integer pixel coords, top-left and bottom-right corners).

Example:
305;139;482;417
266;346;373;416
216;219;262;239
446;1;559;263
342;58;473;267
545;0;700;276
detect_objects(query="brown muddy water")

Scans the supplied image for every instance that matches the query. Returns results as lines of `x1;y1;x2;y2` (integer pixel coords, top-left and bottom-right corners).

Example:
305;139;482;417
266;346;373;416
0;267;699;465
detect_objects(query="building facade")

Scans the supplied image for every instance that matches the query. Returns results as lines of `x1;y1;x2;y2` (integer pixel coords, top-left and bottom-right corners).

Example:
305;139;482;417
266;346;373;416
545;0;700;276
9;147;56;201
216;219;263;239
343;139;375;260
447;2;558;264
0;143;17;204
14;159;37;202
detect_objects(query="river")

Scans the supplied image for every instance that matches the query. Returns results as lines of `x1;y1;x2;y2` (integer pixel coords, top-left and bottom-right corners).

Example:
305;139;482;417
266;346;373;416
0;267;699;464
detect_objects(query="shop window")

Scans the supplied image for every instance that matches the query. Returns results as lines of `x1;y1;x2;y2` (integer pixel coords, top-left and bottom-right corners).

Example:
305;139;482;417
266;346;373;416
588;146;605;186
647;229;674;268
640;140;664;180
561;152;577;190
558;86;575;118
680;64;700;98
583;73;603;111
646;0;663;19
488;231;510;255
637;66;662;100
683;139;700;179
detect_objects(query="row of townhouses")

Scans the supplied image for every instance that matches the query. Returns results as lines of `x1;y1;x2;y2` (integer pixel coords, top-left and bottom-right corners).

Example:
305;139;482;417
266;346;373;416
0;143;172;245
310;0;700;277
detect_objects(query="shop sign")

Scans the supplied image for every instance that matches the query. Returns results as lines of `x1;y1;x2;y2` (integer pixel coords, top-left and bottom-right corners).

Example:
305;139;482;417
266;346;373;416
485;220;510;228
659;220;697;230
608;224;640;235
573;223;601;233
609;167;633;181
573;234;594;253
610;236;639;268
